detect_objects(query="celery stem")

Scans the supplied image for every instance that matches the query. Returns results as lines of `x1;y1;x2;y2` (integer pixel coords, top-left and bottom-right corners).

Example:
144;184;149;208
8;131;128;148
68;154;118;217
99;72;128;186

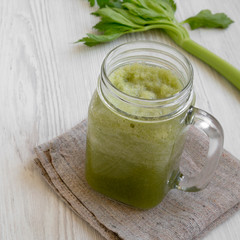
180;39;240;90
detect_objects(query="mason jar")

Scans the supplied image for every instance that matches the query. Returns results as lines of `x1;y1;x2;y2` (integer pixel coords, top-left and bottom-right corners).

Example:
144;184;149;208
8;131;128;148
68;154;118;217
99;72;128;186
85;41;224;209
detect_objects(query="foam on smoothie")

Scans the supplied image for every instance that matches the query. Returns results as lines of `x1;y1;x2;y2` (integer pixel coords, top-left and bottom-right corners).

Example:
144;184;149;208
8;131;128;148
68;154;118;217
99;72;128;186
109;63;182;99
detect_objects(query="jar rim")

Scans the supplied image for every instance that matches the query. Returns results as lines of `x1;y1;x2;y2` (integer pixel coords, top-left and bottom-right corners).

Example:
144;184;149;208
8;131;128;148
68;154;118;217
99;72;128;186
98;40;194;121
101;40;193;104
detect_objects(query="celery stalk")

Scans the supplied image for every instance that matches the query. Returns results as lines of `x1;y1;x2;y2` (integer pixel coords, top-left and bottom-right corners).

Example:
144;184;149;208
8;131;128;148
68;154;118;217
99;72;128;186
180;38;240;90
80;0;240;90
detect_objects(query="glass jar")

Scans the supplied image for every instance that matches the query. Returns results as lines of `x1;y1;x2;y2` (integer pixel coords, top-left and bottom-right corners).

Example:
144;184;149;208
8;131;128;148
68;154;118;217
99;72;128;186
85;41;224;209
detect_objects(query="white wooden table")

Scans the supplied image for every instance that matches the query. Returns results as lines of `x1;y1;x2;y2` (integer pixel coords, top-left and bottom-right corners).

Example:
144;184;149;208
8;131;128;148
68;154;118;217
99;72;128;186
1;0;240;239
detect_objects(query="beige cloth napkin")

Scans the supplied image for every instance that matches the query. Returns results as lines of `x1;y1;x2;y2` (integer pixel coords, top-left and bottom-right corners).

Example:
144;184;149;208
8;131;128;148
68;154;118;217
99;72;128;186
34;119;240;240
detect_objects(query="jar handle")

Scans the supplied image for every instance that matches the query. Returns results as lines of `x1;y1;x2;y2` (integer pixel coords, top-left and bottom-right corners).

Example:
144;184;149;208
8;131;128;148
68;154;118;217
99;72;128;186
174;107;224;192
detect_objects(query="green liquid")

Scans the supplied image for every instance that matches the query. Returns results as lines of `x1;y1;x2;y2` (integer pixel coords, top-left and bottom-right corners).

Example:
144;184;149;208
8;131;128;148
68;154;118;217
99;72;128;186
109;63;182;99
86;63;186;209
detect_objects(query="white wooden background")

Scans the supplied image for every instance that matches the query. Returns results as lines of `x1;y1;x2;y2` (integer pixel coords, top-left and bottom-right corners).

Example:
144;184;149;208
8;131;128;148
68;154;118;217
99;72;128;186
1;0;240;239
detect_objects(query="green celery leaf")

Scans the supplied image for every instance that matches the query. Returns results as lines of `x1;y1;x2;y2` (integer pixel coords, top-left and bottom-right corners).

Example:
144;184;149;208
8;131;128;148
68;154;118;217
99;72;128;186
80;0;184;46
114;8;148;25
96;0;111;8
162;0;176;12
94;22;132;34
108;1;123;8
124;0;176;14
134;0;175;20
93;6;141;28
77;33;123;46
122;2;164;19
88;0;122;8
184;9;234;30
88;0;95;7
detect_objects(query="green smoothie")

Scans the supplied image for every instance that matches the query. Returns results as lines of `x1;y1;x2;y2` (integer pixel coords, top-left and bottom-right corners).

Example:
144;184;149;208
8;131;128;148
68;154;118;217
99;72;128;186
109;63;182;99
86;63;186;209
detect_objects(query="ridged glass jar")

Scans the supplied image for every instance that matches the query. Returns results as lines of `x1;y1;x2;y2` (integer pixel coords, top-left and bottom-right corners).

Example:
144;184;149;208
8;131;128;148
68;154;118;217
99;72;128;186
85;41;224;209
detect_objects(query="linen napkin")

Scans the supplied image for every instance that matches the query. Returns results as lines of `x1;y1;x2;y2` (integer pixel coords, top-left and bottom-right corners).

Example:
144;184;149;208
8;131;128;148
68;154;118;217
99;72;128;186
34;119;240;240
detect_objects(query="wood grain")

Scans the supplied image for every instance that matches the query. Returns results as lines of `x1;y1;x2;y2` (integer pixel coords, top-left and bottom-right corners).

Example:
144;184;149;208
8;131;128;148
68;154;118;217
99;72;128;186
0;0;239;239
